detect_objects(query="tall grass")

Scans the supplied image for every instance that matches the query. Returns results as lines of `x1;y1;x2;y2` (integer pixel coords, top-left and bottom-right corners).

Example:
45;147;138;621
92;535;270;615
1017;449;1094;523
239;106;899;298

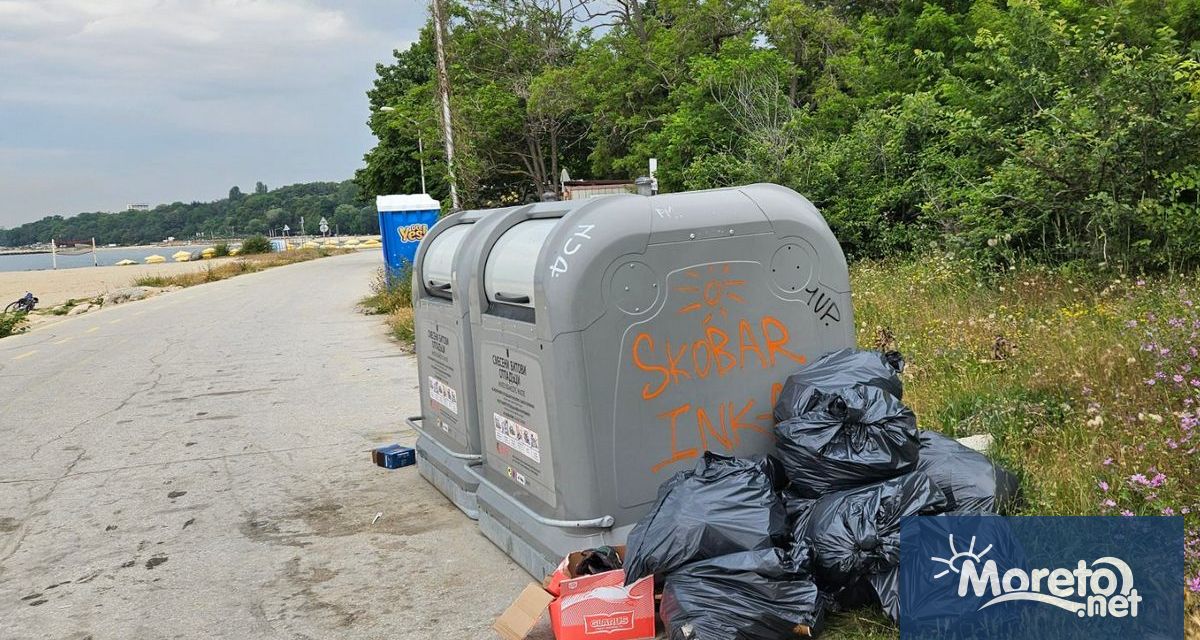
132;249;342;289
850;252;1198;634
360;267;414;345
0;311;27;338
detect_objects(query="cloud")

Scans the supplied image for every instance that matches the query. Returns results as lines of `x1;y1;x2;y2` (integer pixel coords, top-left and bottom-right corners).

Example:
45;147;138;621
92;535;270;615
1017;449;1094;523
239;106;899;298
0;0;426;227
0;1;370;131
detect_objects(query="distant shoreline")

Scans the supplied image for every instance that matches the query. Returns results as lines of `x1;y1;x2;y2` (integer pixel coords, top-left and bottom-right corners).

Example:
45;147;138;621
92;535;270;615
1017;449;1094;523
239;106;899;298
0;243;218;256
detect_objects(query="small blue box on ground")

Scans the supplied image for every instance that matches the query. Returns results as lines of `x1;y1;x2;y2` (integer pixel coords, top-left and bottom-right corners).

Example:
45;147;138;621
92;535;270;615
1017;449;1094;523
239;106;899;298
372;444;416;469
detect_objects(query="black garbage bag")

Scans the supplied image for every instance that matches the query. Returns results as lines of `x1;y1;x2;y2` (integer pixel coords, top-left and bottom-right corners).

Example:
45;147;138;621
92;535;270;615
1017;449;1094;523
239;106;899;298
660;548;829;640
774;385;920;498
774;348;905;422
796;472;947;620
623;452;788;585
916;430;1021;514
573;545;623;576
782;488;819;530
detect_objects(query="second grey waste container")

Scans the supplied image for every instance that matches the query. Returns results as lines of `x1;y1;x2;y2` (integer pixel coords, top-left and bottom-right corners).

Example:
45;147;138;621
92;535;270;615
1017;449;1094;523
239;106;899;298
408;207;517;519
463;184;856;578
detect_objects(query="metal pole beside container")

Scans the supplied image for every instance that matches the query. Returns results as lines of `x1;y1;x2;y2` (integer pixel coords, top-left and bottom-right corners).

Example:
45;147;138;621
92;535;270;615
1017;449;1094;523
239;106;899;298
51;239;57;270
92;237;98;267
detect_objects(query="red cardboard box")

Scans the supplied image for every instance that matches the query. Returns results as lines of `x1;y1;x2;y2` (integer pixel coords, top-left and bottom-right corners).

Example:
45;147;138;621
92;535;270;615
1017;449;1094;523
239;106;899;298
494;545;655;640
548;546;655;640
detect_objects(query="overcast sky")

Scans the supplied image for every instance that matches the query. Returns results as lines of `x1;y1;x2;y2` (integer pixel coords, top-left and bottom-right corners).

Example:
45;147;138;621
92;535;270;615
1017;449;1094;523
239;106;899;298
0;0;425;228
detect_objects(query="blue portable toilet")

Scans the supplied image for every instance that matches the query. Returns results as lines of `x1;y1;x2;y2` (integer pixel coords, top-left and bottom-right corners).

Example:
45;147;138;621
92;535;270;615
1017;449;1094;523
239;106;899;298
376;194;441;275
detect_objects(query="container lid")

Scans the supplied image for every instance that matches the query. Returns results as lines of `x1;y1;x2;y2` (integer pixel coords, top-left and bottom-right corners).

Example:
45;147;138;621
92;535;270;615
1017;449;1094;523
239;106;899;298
484;219;559;308
422;224;472;294
376;194;441;212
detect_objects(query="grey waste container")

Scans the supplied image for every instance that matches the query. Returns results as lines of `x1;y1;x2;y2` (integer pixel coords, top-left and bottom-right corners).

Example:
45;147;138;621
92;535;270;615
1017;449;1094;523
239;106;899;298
463;184;856;578
407;207;517;519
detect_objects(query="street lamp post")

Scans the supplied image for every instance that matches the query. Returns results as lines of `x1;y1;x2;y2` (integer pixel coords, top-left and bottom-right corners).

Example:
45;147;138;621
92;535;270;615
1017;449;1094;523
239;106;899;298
379;106;427;195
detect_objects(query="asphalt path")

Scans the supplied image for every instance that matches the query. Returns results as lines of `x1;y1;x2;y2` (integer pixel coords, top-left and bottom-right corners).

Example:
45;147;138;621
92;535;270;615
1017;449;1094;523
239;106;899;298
0;251;539;639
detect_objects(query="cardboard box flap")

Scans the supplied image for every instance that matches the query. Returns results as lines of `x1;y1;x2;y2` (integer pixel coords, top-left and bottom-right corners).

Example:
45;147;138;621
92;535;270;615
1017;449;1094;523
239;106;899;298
494;583;554;640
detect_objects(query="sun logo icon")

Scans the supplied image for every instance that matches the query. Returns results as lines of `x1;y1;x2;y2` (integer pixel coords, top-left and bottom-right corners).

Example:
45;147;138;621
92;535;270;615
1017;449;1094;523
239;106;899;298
675;264;746;324
931;534;993;580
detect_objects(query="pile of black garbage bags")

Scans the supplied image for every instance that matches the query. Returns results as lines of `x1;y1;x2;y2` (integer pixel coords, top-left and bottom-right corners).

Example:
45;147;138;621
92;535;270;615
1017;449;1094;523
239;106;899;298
621;349;1021;639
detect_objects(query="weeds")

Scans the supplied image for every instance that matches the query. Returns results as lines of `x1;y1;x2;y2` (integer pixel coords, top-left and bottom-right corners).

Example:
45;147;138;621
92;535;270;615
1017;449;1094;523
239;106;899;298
133;275;171;287
360;267;414;345
48;299;81;316
131;249;342;289
0;311;27;338
850;252;1200;628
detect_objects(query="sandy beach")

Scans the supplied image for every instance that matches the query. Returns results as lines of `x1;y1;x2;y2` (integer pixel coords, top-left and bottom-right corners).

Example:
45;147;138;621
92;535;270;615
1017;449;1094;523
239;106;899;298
0;258;236;308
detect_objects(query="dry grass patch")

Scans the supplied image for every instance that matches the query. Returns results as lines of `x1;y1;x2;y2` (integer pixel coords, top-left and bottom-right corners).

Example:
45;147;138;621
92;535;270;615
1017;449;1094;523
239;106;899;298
132;249;345;289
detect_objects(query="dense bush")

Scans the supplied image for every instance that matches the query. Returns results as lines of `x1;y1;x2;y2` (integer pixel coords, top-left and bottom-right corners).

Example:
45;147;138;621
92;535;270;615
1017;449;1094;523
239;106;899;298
0;180;379;247
360;0;1200;272
239;235;273;255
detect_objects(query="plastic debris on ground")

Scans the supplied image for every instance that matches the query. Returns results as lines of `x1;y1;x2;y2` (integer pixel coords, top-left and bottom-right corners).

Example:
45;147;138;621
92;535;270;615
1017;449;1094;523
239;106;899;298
774;348;905;422
660;548;827;640
916;429;1021;514
622;452;788;586
774;384;920;498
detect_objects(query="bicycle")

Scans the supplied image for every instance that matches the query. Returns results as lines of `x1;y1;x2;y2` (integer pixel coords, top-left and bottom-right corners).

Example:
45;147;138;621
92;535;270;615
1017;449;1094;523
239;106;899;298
4;292;38;314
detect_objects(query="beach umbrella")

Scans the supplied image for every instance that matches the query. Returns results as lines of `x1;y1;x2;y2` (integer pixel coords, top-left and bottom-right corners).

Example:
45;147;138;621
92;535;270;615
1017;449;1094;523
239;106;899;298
115;259;138;266
145;255;166;264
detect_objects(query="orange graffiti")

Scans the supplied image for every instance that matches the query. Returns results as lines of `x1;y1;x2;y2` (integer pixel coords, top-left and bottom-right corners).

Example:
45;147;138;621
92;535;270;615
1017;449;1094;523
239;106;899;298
755;382;785;424
629;314;802;397
650;403;698;474
650;397;773;473
631;333;668;400
763;316;806;366
676;264;747;325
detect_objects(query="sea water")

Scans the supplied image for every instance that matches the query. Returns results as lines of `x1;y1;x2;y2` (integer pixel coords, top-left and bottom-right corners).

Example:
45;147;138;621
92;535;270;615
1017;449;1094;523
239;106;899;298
0;246;214;272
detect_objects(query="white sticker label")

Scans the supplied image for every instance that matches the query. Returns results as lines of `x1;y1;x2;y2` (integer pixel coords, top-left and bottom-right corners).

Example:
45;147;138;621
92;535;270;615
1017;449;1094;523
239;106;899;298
494;413;541;463
428;376;458;415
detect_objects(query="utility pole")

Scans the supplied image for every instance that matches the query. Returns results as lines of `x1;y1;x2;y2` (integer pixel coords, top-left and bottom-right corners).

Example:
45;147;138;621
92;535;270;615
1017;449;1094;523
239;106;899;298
431;0;459;210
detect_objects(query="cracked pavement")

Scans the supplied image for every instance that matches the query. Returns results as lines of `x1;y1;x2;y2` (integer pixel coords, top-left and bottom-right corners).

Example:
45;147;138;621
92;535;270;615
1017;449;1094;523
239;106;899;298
0;251;536;639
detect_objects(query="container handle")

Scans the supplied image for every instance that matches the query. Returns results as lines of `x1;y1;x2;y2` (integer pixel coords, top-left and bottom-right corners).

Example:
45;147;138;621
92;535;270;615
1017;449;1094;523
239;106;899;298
405;416;482;462
427;280;452;292
464;462;615;529
493;291;531;304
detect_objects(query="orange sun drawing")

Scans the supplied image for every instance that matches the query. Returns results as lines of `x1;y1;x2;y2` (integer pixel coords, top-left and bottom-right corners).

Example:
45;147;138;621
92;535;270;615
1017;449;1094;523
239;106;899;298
676;264;746;324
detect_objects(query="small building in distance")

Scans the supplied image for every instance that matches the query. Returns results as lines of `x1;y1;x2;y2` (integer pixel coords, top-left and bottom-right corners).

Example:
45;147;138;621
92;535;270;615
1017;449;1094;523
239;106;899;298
127;203;151;212
561;179;636;200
